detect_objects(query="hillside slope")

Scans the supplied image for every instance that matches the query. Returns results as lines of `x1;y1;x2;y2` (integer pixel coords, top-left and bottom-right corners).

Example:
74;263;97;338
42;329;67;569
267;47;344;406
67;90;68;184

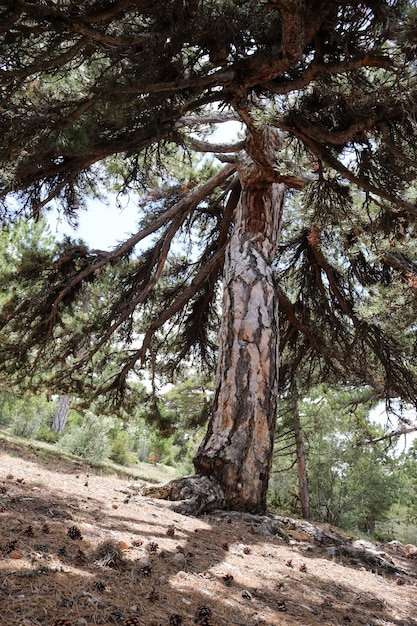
0;438;416;626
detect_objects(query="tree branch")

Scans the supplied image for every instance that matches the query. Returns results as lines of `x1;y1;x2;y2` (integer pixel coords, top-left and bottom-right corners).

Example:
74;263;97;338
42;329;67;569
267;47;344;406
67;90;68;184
265;54;393;95
41;163;237;330
112;243;228;391
186;136;245;153
289;129;417;217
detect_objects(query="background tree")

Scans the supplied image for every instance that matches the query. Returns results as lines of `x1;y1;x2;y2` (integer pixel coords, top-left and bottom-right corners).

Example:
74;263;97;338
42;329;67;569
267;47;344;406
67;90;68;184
52;395;71;433
1;1;417;512
389;441;417;541
271;384;400;533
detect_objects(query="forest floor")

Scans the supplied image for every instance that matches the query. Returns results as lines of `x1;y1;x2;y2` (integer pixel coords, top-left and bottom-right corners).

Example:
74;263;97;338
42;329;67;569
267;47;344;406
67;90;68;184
1;436;416;626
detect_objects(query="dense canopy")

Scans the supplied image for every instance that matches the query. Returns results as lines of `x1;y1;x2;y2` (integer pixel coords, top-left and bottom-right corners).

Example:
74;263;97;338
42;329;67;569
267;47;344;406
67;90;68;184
1;0;417;409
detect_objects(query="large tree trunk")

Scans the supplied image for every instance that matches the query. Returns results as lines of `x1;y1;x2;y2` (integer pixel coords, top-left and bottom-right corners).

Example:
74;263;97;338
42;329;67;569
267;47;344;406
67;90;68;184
143;136;287;515
193;162;285;512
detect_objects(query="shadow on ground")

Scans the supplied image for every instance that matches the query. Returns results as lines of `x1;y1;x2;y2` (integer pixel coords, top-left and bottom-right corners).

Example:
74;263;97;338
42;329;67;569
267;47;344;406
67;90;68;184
1;439;416;626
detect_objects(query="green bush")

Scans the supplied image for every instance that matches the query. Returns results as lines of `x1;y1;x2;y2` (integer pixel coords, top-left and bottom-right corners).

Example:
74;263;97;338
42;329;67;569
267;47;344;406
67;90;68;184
57;411;113;463
109;431;136;466
6;394;56;439
35;427;60;443
373;528;396;544
0;394;19;426
11;411;42;439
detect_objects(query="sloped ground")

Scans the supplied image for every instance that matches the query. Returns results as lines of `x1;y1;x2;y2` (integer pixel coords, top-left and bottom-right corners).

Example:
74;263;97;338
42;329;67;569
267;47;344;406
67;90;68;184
0;437;416;626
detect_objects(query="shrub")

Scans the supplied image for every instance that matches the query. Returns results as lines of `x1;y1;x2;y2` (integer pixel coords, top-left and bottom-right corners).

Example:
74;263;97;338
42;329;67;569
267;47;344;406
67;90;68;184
6;394;55;438
35;427;60;443
12;410;42;439
57;411;113;463
373;528;396;544
0;394;19;426
109;431;136;466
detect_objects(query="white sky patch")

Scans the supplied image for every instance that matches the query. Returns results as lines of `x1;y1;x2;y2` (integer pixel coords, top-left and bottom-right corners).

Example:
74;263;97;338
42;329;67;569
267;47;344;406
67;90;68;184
369;401;417;455
48;194;140;250
48;119;242;249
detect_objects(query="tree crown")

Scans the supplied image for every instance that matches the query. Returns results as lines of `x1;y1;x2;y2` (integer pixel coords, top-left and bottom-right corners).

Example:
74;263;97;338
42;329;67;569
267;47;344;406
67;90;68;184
1;1;417;408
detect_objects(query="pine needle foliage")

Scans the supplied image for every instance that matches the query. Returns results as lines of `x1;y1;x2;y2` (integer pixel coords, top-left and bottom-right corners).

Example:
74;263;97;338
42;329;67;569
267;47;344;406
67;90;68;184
1;1;417;408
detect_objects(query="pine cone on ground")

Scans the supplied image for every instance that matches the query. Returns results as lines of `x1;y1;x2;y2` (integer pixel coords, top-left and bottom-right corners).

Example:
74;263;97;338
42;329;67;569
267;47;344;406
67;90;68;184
93;579;106;592
67;525;83;540
140;564;152;577
195;606;212;623
50;619;73;626
146;541;159;552
23;524;34;537
123;616;143;626
3;540;18;555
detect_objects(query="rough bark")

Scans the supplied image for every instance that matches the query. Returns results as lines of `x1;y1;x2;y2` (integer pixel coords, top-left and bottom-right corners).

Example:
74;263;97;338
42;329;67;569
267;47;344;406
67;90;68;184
193;152;286;512
52;395;71;433
143;137;286;515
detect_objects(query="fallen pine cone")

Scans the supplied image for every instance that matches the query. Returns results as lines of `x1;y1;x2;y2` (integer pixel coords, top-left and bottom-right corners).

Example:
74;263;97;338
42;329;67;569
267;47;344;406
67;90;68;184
140;564;152;577
3;540;18;555
195;605;212;623
24;524;34;536
123;616;143;626
146;541;159;553
93;579;106;592
50;619;73;626
67;525;83;540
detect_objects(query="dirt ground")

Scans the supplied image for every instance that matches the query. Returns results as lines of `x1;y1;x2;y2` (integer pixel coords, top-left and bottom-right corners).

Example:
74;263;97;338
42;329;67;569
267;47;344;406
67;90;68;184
1;437;416;626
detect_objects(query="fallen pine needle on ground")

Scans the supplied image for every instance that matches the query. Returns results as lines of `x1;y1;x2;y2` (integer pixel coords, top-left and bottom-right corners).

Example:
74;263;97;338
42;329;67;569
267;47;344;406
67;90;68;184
0;438;416;626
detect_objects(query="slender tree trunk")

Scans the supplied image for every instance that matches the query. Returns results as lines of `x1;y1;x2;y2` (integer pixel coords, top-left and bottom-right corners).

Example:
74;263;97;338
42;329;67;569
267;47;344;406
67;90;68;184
52;395;71;433
194;157;286;512
292;387;311;519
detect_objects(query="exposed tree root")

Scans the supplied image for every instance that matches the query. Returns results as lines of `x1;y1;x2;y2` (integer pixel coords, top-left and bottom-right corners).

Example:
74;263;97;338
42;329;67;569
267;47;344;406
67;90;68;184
139;486;414;579
141;474;226;515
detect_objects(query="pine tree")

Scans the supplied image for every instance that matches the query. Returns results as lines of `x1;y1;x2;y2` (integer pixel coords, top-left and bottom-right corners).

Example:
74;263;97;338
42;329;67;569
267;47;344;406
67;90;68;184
1;1;417;512
52;395;71;433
